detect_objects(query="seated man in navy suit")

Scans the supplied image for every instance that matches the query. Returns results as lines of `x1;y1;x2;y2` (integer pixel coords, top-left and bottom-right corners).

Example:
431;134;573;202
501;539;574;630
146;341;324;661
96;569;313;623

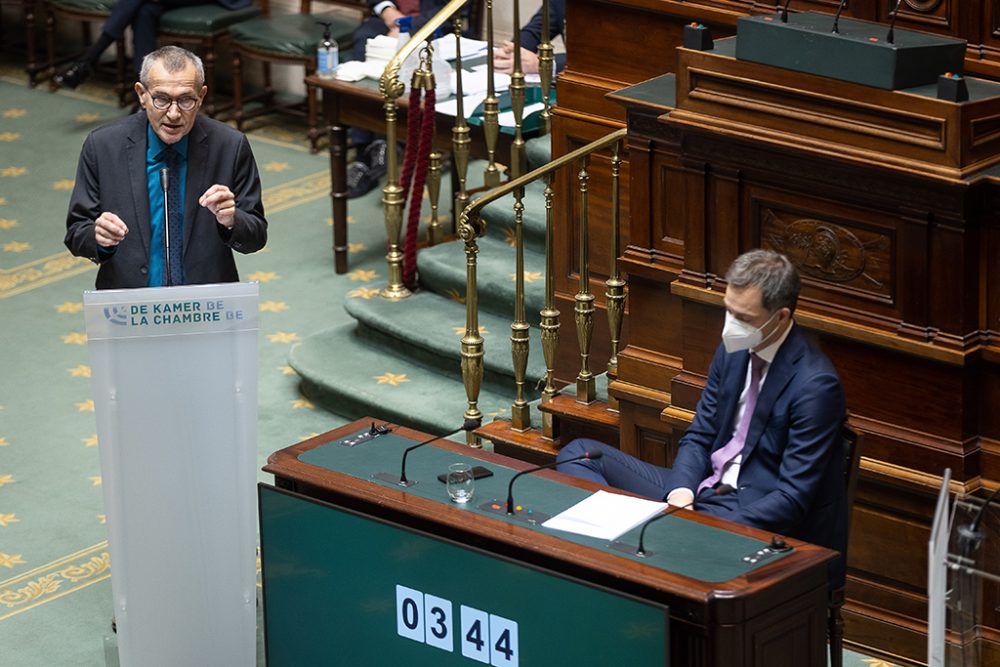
557;249;847;582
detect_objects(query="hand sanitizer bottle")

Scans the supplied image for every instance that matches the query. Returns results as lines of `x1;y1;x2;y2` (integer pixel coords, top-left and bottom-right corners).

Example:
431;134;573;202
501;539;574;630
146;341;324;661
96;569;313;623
316;21;338;80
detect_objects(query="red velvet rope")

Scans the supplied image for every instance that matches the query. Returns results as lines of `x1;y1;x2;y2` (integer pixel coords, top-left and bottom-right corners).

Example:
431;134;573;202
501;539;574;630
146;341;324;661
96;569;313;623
398;83;422;209
402;87;436;289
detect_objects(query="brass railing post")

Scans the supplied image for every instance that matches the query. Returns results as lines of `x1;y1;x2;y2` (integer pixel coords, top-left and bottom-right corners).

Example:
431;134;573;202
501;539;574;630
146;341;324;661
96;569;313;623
451;14;471;226
509;0;527;178
539;174;560;438
537;0;553;136
575;156;596;403
605;139;626;411
482;0;501;188
459;214;484;447
427;151;443;245
379;90;410;300
510;186;530;431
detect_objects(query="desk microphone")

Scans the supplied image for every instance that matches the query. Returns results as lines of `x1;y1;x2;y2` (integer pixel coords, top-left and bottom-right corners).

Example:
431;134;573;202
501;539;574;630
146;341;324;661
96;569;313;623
611;484;734;558
831;0;847;34
500;449;603;516
373;419;480;487
886;0;904;44
957;485;1000;559
159;167;173;287
779;0;793;23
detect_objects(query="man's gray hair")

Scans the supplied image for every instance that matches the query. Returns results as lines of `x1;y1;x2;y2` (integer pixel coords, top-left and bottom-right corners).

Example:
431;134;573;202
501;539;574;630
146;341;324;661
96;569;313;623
726;249;801;313
140;46;205;89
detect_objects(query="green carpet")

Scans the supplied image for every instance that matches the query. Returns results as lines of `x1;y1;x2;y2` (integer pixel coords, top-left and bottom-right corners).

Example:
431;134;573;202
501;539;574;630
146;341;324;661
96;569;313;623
0;57;905;666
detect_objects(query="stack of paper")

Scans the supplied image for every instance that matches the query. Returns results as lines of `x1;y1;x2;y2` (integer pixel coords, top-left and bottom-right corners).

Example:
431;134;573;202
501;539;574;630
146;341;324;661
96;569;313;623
541;490;669;541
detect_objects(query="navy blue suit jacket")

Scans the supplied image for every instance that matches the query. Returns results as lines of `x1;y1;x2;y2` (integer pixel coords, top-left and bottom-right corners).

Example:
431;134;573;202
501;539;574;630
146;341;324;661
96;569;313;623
64;112;267;289
669;324;847;579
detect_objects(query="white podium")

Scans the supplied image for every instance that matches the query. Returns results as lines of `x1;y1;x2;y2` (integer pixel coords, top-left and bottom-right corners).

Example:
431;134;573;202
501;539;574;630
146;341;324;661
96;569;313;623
84;282;259;667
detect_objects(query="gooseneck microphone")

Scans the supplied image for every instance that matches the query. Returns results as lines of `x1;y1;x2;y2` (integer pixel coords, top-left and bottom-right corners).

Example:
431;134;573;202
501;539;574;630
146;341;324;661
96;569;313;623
634;484;734;557
958;485;1000;558
373;419;480;487
831;0;848;34
886;0;904;44
779;0;793;23
159;167;173;287
504;449;603;515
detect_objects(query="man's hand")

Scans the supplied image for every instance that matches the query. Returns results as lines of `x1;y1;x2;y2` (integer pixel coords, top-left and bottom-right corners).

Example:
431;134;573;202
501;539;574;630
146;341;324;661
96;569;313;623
199;184;236;229
95;212;128;248
492;42;540;75
665;488;695;509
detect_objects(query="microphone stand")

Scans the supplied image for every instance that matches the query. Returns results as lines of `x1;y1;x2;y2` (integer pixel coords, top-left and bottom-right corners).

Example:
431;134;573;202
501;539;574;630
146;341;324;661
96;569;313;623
159;168;172;287
886;0;904;44
609;484;735;557
372;419;480;487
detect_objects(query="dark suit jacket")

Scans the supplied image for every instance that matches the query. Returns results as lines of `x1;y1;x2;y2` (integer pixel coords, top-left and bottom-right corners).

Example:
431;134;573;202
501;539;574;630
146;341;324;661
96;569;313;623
64;112;267;290
668;324;847;579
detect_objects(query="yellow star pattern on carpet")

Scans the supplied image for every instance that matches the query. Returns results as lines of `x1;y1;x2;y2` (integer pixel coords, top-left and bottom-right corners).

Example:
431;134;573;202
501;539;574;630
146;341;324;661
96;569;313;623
279;366;296;376
0;513;18;527
89;476;102;486
268;332;299;343
374;372;409;386
446;288;465;303
98;514;106;524
2;108;27;118
76;113;101;123
82;434;99;447
0;474;14;487
290;398;314;409
76;400;95;412
0;437;7;446
52;179;75;190
0;197;6;205
68;365;91;378
0;219;14;230
348;243;365;252
349;287;381;299
259;301;288;312
503;228;516;247
326;216;356;225
3;241;30;252
0;132;21;142
1;166;27;177
263;162;290;172
348;269;378;282
62;332;87;344
0;553;26;568
55;301;83;313
862;660;899;667
247;271;278;282
511;271;543;283
452;325;488;336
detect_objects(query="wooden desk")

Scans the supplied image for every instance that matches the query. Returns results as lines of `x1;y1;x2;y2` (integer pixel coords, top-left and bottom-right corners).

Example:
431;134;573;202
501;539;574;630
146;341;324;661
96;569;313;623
305;73;516;273
263;417;836;667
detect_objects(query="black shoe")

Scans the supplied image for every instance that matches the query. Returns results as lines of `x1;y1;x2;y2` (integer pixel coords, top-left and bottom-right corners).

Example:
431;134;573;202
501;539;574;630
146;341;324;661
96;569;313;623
362;139;388;180
346;160;379;199
54;61;91;89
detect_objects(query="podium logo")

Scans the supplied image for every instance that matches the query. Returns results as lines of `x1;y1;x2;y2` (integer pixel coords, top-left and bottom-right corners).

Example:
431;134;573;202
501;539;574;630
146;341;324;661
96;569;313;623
103;305;129;326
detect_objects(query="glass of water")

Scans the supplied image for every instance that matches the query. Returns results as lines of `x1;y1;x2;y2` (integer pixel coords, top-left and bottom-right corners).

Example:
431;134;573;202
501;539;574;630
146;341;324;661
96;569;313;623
446;463;475;503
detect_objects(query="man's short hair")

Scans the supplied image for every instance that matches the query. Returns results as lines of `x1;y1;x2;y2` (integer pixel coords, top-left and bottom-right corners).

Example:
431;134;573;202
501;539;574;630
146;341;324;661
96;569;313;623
140;46;205;89
726;249;801;313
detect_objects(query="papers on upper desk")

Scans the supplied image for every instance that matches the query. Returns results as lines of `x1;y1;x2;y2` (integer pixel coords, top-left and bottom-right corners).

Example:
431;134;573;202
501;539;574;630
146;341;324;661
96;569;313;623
541;490;668;541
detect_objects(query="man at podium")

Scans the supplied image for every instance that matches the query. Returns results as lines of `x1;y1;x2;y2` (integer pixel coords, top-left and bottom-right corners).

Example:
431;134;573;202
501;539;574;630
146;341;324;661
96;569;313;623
558;249;848;580
64;46;268;290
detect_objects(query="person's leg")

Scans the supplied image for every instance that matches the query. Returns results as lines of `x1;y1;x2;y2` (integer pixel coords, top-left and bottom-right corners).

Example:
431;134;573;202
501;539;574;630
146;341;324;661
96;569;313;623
130;2;166;74
55;0;147;88
556;439;673;500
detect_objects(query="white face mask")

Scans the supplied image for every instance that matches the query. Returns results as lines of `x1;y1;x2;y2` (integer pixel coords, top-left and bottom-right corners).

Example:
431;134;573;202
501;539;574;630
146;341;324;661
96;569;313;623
721;310;778;353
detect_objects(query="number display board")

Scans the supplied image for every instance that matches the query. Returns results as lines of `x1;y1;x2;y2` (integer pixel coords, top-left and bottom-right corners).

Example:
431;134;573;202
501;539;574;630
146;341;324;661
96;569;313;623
259;484;669;666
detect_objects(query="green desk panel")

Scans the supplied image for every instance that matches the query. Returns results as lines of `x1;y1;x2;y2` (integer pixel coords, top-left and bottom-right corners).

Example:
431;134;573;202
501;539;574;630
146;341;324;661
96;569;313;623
297;429;787;583
260;484;669;666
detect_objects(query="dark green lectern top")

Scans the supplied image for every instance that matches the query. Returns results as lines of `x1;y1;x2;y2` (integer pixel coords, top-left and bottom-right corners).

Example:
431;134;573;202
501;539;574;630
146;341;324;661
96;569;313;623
297;428;788;583
260;484;669;666
736;11;966;90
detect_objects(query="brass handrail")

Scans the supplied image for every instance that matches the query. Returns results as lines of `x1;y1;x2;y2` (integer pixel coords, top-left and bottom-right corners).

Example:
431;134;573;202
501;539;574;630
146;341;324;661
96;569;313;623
457;128;628;440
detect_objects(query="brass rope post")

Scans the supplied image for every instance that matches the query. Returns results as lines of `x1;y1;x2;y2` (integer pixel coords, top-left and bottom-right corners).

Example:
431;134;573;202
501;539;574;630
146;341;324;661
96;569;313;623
482;0;501;188
539;173;560;438
508;0;527;178
452;14;471;227
427;151;443;245
510;186;530;431
459;214;484;447
537;0;553;136
605;139;626;411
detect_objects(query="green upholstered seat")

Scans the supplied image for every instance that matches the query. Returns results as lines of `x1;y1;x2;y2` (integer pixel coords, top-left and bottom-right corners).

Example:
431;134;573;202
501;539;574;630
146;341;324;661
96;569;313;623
159;4;262;36
228;11;354;57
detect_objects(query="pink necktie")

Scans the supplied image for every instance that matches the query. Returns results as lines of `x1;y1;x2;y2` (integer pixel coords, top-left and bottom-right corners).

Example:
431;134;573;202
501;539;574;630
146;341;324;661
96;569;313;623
698;353;765;494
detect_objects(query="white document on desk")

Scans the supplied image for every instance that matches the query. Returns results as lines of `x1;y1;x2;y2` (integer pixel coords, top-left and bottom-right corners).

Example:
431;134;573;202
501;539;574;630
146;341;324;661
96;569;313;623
542;490;668;541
